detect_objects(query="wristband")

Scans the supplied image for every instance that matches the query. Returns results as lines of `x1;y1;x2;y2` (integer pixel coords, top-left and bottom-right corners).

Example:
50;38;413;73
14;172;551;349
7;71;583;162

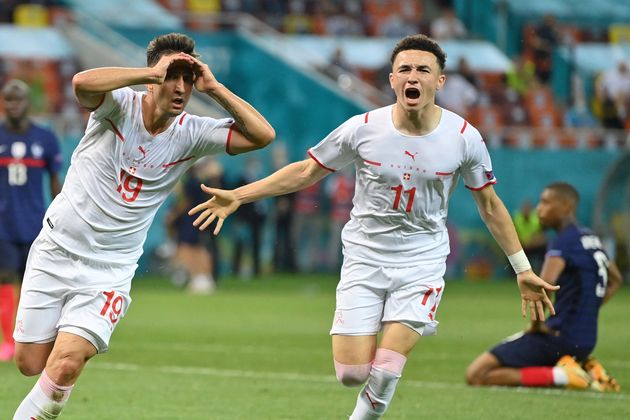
507;250;531;274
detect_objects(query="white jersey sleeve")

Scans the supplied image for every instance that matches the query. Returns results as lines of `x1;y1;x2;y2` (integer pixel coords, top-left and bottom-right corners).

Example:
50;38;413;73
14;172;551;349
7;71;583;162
459;123;496;190
308;114;363;171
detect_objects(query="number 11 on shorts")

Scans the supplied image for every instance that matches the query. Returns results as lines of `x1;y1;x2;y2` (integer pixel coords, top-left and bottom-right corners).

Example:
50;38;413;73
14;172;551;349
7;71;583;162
100;290;123;324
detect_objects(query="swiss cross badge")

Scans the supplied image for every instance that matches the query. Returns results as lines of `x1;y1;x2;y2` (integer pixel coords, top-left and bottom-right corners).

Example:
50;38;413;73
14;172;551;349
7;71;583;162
403;173;411;181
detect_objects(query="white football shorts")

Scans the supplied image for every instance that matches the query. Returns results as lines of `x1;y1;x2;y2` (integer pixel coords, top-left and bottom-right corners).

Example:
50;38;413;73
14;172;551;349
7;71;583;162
13;233;134;353
330;257;446;336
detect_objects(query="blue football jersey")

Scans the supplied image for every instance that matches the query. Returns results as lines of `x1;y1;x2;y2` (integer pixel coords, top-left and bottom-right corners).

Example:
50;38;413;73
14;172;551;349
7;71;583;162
545;223;610;349
0;122;61;243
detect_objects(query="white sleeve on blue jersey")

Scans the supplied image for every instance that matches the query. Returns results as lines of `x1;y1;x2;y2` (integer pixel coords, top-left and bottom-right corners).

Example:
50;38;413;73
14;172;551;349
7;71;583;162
308;115;362;171
460;124;496;189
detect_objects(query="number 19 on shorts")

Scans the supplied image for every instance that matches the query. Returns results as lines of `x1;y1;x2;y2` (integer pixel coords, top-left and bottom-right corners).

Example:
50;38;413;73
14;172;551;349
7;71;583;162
100;290;123;324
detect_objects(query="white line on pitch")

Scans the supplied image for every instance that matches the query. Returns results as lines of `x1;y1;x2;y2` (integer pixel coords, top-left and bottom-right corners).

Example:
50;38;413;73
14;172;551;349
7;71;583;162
91;361;630;401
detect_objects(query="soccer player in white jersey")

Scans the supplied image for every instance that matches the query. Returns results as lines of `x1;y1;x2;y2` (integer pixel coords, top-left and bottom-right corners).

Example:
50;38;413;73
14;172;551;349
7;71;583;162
11;33;275;419
189;34;558;419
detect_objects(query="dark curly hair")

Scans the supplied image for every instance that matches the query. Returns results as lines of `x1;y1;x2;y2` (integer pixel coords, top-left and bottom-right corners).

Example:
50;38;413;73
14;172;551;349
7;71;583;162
390;34;447;71
146;33;199;67
545;182;580;207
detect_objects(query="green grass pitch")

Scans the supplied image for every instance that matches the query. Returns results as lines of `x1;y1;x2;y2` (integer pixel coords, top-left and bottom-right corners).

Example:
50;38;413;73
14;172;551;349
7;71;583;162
1;275;628;419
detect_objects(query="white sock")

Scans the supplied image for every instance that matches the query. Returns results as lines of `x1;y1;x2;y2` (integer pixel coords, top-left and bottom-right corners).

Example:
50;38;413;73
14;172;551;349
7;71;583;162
349;349;407;420
552;366;569;385
188;274;215;294
13;370;73;420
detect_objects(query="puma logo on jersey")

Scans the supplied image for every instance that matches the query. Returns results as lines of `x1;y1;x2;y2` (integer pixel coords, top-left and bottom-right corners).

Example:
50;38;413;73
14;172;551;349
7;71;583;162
138;146;147;159
404;150;418;161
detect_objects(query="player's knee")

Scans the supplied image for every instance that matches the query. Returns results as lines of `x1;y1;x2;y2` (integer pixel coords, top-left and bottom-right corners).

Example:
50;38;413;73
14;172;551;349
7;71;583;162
334;361;372;387
52;357;84;381
465;364;485;386
15;355;45;377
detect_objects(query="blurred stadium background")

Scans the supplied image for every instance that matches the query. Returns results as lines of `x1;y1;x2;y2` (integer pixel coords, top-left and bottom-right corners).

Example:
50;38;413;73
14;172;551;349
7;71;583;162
0;1;629;417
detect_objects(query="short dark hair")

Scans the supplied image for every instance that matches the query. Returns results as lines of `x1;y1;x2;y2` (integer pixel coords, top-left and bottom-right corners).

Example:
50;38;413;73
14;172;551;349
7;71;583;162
390;34;447;71
546;182;580;207
146;33;199;67
2;79;30;97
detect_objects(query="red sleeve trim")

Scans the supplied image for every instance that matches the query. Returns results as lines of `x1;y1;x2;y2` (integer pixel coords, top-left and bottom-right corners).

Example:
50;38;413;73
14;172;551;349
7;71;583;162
178;112;188;125
84;94;106;112
364;159;381;167
465;180;496;191
226;123;237;156
364;112;370;123
307;150;335;172
460;120;468;134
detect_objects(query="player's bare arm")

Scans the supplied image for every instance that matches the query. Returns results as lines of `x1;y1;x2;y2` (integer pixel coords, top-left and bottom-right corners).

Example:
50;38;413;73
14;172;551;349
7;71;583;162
189;158;329;234
603;260;623;304
72;53;194;110
471;185;559;320
539;255;565;286
188;55;275;153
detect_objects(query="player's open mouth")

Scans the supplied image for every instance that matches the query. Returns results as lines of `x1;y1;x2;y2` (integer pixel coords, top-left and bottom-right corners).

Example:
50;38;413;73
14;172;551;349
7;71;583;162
405;88;420;99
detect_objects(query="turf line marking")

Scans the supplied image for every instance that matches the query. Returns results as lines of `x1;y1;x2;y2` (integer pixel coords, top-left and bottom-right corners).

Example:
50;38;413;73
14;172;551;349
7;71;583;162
114;342;630;369
92;362;630;401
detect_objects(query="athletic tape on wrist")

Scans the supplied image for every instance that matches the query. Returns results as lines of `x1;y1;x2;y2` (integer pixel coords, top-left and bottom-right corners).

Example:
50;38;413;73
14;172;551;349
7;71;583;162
508;250;531;274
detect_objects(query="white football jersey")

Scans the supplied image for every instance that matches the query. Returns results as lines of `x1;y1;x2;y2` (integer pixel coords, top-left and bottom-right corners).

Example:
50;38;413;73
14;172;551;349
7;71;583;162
44;87;234;264
309;105;496;267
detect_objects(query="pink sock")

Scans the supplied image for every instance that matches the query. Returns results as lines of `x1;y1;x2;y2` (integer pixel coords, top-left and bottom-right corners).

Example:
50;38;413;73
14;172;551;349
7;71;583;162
39;369;74;403
13;369;75;419
0;284;15;344
521;367;554;386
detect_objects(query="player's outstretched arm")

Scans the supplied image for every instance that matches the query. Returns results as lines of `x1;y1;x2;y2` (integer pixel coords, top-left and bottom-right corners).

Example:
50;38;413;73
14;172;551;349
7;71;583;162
471;185;559;320
72;53;194;110
189;56;275;153
189;158;330;234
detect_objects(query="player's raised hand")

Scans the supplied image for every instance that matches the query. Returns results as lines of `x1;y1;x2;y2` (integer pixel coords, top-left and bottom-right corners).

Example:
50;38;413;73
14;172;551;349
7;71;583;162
516;271;559;321
188;56;220;94
188;185;241;235
153;52;195;84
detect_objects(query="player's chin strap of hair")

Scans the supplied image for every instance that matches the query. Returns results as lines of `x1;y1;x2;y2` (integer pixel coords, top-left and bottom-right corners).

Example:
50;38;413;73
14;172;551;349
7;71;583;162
508;250;532;274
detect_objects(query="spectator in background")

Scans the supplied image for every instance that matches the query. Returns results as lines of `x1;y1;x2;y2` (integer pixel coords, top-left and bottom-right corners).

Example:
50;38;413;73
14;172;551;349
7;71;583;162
0;79;62;362
458;57;480;88
513;200;546;272
292;181;323;272
325;168;355;272
322;47;353;80
593;59;630;129
564;96;598;128
165;158;224;293
436;68;479;117
232;157;267;277
531;14;561;83
271;143;296;273
506;55;538;96
430;6;467;40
